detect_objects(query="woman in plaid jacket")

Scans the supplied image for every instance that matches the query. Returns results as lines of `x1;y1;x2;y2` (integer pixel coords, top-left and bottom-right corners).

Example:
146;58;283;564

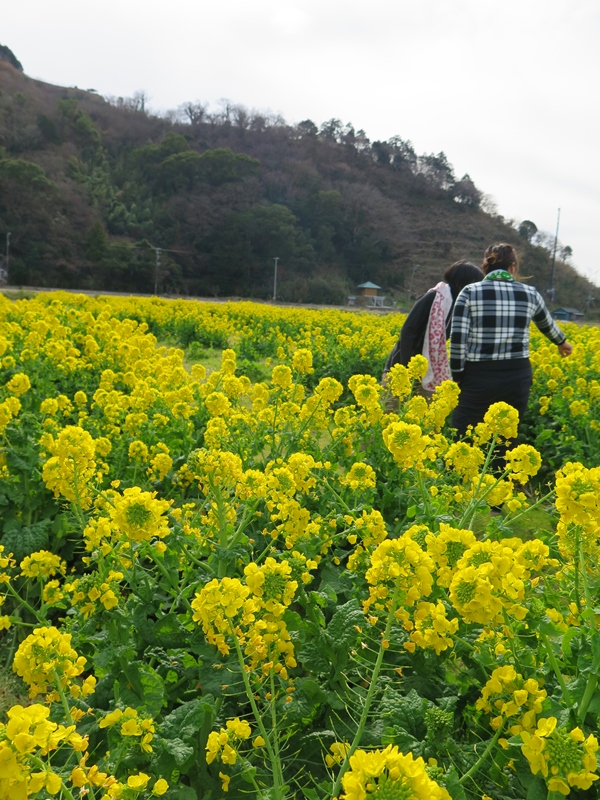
449;243;572;437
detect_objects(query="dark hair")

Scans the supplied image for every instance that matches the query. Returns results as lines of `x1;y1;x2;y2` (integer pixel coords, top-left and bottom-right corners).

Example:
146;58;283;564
444;260;483;300
482;243;518;276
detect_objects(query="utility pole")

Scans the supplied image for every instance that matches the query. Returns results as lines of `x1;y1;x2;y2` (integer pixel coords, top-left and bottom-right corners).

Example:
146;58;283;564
5;232;10;277
548;208;561;303
273;257;279;301
154;247;161;295
408;264;419;299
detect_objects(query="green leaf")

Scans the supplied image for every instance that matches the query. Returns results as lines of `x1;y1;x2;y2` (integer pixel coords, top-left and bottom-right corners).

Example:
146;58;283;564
584;689;600;716
441;768;467;800
160;698;213;742
561;626;579;657
119;663;166;716
326;599;364;648
538;618;562;637
378;688;427;737
296;639;332;675
162;737;194;766
406;505;417;518
154;613;186;648
381;727;419;750
166;786;198;800
317;563;354;595
526;776;548;800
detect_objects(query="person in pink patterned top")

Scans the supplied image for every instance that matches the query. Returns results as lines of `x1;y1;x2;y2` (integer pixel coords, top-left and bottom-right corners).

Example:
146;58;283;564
383;261;483;399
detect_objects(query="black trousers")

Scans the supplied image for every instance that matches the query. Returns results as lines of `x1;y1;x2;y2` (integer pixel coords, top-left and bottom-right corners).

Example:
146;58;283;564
452;358;532;439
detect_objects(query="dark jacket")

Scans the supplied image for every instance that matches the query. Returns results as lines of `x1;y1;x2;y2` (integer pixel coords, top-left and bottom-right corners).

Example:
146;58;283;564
383;291;450;377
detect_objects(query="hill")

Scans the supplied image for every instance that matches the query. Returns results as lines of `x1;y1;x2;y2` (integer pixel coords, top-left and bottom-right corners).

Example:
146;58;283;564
0;53;595;311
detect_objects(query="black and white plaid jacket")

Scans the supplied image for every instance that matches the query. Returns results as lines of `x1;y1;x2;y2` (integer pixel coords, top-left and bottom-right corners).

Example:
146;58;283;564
449;278;566;377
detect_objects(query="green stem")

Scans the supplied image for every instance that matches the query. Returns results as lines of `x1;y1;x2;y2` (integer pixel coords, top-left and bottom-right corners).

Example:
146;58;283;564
578;674;598;724
52;669;74;726
540;632;573;707
458;433;499;528
4;621;18;669
211;481;232;579
281;395;324;462
416;471;431;520
269;662;283;784
229;501;259;549
5;582;46;623
323;479;352;514
505;488;554;526
331;586;401;799
70;461;88;530
574;528;581;613
146;550;193;613
459;724;504;786
232;635;285;799
578;540;594;616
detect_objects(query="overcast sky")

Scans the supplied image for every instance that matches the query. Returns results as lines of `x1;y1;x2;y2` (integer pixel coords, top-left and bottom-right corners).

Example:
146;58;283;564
4;0;600;290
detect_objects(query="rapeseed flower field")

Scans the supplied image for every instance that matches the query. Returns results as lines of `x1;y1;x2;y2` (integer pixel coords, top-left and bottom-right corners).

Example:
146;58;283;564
0;291;599;799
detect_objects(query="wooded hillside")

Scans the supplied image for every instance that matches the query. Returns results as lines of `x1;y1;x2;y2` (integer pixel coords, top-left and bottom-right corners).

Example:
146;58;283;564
0;55;594;310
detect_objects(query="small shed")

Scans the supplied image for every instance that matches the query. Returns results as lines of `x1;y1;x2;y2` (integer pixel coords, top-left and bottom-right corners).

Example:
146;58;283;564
356;281;385;308
357;281;381;297
552;307;584;321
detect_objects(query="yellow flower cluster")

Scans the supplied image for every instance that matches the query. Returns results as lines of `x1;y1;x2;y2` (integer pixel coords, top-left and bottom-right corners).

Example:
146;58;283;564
341;745;451;800
98;706;156;753
0;396;21;436
109;486;172;542
426;524;476;587
13;626;89;700
473;402;520;443
476;665;547;734
191;577;256;656
6;372;31;396
554;461;600;558
340;461;377;491
192;559;299;679
404;600;459;655
521;716;599;795
206;717;252;765
20;550;66;580
41;425;97;508
449;538;552;624
444;441;485;481
362;535;435;621
0;703;89;799
244;557;298;616
504;444;543;483
65;570;123;617
382;420;432;470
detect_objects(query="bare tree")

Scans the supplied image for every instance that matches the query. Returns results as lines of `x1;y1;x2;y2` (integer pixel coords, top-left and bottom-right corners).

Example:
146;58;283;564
130;90;150;113
179;101;208;125
232;104;251;132
480;193;498;216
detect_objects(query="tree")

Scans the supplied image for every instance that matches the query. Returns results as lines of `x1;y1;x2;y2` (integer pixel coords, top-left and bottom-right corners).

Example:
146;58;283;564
416;152;455;192
371;141;392;165
194;148;260;187
518;220;538;242
319;119;344;142
560;245;573;262
203;204;315;296
387;136;417;172
295;120;319;139
179;101;208;125
0;44;23;71
453;174;482;208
